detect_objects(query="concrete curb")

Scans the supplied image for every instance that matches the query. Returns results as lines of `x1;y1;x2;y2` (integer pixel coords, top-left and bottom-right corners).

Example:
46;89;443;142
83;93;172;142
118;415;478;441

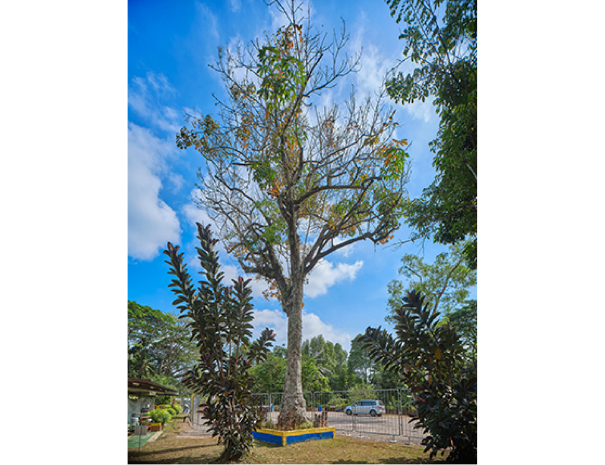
146;431;163;443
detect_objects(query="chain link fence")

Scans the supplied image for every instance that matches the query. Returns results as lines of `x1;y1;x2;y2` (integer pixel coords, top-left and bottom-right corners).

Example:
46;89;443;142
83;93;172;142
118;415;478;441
249;388;424;443
190;388;423;443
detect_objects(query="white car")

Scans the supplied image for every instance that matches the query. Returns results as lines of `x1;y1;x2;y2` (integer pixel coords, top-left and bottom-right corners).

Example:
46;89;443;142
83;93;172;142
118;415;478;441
344;400;385;417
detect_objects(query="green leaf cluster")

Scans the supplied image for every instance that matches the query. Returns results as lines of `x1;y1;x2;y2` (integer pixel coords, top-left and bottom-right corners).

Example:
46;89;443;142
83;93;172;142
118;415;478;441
360;290;476;463
386;0;477;269
257;24;307;110
149;408;172;425
128;301;197;388
250;336;363;393
163;223;276;462
386;241;476;321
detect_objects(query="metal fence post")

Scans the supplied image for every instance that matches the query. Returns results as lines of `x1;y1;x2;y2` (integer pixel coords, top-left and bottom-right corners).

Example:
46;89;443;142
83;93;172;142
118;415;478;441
398;389;402;437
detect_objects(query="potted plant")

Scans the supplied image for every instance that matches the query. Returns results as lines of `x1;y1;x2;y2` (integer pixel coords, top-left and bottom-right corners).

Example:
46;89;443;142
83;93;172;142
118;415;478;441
148;408;172;431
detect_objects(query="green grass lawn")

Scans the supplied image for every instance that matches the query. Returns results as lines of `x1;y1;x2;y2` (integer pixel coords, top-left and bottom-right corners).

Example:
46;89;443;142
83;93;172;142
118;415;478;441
128;431;155;449
128;419;445;464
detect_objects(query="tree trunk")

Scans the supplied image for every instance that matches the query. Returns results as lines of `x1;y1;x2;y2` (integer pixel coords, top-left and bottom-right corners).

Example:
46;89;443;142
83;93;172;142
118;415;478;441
280;275;307;419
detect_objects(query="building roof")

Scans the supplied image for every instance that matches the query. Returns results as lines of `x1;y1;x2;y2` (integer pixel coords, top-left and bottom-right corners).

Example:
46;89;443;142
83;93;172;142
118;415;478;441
128;377;179;396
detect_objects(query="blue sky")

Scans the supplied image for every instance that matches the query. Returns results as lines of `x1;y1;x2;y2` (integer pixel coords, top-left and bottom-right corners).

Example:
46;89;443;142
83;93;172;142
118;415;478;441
4;1;605;462
127;0;475;351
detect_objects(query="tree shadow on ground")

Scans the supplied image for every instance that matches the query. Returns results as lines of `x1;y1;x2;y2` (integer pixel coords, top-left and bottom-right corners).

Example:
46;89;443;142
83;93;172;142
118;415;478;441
377;456;446;464
331;457;445;464
128;443;219;464
128;457;218;464
331;460;369;464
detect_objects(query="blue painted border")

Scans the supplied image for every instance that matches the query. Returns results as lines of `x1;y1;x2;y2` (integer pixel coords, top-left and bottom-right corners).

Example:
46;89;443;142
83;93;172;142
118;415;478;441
252;428;334;446
286;431;333;444
252;431;284;445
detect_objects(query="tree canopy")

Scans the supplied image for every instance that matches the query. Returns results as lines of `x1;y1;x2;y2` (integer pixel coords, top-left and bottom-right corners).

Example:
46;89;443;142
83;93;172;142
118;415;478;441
250;334;385;393
386;0;477;268
177;0;410;418
386;240;476;325
127;301;197;389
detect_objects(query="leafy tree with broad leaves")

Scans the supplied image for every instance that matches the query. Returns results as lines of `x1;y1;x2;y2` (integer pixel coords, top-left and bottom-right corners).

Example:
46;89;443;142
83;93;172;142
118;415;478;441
347;334;374;383
440;299;476;371
177;0;410;419
163;223;276;462
386;240;476;324
249;351;286;393
385;0;477;269
128;301;197;388
302;334;348;379
251;336;350;393
386;241;476;371
360;290;477;463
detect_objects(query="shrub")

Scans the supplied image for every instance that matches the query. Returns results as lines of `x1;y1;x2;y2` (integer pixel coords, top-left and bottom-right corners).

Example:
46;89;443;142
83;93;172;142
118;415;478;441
360;290;477;463
149;408;172;425
164;407;176;416
164;223;275;462
261;419;276;430
299;419;314;430
171;403;183;414
312;411;328;428
325;394;347;411
276;411;307;431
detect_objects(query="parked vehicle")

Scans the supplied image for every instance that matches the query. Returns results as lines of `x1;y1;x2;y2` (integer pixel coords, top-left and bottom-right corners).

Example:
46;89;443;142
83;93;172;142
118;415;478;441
344;400;385;417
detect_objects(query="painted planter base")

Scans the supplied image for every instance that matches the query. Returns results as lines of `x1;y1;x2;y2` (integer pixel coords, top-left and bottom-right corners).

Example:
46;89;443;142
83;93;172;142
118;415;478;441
148;423;162;432
252;427;335;446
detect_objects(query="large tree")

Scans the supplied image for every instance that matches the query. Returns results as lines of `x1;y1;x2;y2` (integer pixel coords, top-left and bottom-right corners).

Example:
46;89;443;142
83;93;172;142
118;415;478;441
177;0;410;418
385;240;476;325
128;301;197;388
302;334;350;390
385;0;477;268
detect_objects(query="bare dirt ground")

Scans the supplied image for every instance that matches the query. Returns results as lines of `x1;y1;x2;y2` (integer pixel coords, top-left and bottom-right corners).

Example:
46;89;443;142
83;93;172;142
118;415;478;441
177;419;216;438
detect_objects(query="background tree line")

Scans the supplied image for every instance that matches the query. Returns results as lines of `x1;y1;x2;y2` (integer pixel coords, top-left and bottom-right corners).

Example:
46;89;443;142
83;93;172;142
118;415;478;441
128;300;197;394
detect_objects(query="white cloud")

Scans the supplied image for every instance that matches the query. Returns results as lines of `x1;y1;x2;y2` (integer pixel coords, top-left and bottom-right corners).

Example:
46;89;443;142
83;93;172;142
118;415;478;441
253;308;288;343
228;0;241;12
167;173;185;193
129;72;180;133
128;123;181;260
182;201;215;230
302;312;352;350
223;264;272;300
349;16;435;124
305;259;364;298
195;2;219;41
356;43;390;99
269;0;315;32
403;96;436;123
252;308;352;351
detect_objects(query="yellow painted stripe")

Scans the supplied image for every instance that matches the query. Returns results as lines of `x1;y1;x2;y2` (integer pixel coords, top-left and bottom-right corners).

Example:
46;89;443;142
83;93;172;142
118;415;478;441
255;427;335;438
283;427;335;437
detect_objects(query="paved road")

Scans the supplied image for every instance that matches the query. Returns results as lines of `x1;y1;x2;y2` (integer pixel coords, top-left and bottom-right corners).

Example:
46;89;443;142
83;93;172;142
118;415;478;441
263;410;423;442
190;410;425;445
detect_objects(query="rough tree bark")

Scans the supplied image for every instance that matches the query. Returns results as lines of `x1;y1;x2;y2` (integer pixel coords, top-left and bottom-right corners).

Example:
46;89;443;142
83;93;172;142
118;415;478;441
282;278;306;416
